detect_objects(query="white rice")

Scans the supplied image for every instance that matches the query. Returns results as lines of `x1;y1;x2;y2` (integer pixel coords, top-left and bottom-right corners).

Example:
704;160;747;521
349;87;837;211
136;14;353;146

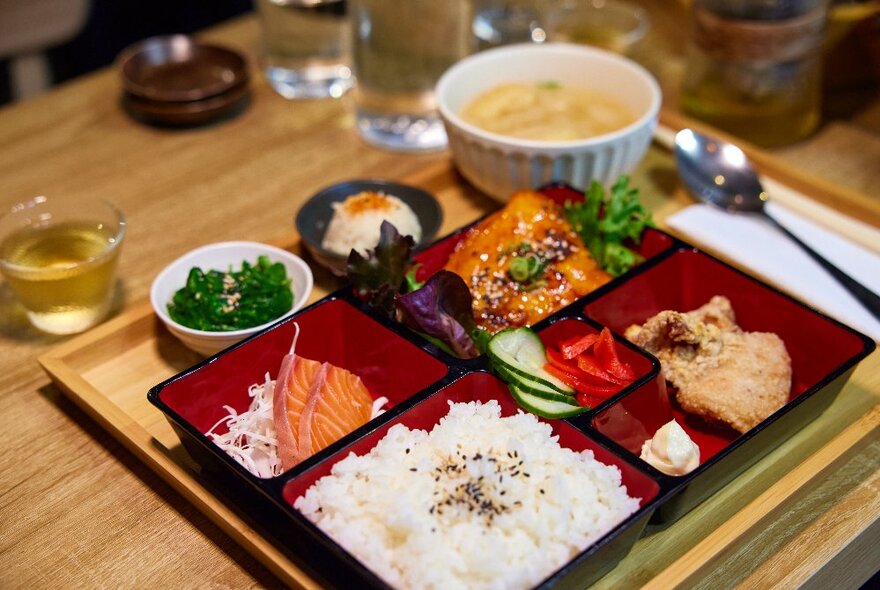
294;400;640;589
321;191;422;257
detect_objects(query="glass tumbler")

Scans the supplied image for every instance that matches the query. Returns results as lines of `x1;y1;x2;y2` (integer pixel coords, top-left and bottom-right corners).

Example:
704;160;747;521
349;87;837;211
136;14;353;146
681;0;827;147
257;0;354;99
0;196;126;334
351;0;473;152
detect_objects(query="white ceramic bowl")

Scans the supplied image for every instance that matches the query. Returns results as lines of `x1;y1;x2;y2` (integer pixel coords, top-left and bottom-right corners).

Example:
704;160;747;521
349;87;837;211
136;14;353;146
150;241;313;356
436;43;661;200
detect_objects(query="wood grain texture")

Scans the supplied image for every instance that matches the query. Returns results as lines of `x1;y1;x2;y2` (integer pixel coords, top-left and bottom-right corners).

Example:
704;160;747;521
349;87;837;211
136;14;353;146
2;10;879;590
645;407;880;590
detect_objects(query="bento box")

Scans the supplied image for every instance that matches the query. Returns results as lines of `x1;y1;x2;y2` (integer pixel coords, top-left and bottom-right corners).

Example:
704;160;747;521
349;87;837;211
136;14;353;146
147;185;874;589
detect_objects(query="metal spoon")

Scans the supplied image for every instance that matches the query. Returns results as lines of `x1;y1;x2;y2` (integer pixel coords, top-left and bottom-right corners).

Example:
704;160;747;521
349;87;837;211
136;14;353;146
673;128;880;321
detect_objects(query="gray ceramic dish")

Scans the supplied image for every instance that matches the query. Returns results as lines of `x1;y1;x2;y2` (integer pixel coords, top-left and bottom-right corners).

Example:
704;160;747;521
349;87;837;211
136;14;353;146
296;179;443;276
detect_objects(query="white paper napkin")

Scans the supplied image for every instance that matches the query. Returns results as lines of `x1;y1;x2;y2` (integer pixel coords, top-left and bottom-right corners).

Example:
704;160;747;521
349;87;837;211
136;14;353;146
666;202;880;342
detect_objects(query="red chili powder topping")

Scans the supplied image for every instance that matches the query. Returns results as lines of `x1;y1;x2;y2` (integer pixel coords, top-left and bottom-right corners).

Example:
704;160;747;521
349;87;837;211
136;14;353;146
341;191;395;215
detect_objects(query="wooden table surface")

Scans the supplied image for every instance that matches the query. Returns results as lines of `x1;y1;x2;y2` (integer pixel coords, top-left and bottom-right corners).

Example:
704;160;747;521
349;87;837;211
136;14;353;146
1;9;879;590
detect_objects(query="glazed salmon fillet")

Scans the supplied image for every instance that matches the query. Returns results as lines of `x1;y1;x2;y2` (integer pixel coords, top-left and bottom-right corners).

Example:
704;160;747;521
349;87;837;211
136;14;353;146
445;190;611;332
273;355;374;470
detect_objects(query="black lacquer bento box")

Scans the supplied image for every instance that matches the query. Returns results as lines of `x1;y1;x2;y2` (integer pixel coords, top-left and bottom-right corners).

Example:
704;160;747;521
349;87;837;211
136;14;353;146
147;185;875;589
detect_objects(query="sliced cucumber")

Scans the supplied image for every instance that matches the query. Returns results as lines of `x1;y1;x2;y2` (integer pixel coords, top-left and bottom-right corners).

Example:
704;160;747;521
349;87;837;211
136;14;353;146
488;327;574;395
495;364;579;404
508;384;589;419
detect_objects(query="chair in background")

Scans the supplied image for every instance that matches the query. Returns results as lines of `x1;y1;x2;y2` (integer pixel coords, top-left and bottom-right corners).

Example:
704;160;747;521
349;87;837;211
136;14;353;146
0;0;91;101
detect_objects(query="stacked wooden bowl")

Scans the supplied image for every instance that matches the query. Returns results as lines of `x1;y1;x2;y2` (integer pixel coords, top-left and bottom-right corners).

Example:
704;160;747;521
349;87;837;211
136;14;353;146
118;35;251;126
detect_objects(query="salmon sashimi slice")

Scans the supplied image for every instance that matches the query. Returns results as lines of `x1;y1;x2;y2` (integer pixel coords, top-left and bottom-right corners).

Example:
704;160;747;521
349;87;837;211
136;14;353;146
296;360;328;458
273;354;320;468
273;351;374;471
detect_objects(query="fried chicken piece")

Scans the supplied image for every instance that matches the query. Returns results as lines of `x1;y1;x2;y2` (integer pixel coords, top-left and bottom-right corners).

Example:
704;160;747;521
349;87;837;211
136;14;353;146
625;296;791;433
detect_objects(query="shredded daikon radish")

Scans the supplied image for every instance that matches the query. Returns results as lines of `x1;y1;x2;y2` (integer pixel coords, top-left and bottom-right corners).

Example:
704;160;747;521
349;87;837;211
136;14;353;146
207;372;283;478
371;396;389;418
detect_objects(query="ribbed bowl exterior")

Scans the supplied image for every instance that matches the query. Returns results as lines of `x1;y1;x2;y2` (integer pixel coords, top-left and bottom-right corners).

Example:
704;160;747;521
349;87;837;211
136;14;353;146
445;118;656;200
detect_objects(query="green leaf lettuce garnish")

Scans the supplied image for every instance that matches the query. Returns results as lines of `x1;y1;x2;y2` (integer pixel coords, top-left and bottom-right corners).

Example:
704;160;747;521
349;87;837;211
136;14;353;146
404;263;426;293
564;175;654;277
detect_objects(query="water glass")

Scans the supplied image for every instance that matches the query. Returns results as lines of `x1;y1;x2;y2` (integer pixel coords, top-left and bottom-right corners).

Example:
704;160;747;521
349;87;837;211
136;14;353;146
0;196;125;335
544;0;649;55
351;0;473;152
256;0;354;99
472;0;548;50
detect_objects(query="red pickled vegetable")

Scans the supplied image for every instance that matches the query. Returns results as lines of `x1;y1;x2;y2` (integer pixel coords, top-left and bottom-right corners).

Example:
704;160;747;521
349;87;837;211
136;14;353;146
576;391;603;408
559;333;599;360
594;327;635;381
542;326;638;407
547;348;609;383
545;362;591;391
575;352;622;384
544;362;622;397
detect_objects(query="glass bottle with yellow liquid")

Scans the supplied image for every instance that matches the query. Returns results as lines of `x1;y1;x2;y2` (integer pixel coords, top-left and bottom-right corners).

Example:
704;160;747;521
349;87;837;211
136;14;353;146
0;196;126;335
681;0;828;148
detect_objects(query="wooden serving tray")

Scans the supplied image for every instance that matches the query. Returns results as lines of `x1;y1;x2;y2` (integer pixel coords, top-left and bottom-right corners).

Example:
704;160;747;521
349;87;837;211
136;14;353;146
39;140;880;589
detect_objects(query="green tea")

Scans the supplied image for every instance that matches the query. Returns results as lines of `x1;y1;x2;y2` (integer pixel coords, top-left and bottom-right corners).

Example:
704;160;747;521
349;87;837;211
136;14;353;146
0;221;121;334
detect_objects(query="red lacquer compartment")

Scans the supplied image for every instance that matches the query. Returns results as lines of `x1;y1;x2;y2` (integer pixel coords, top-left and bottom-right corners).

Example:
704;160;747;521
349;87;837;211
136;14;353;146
411;229;464;281
584;248;871;466
154;298;449;474
536;317;659;409
282;371;660;588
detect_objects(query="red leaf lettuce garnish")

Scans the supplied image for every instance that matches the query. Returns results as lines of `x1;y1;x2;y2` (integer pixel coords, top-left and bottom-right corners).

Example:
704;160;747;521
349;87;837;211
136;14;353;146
346;221;481;359
396;270;479;359
346;221;414;316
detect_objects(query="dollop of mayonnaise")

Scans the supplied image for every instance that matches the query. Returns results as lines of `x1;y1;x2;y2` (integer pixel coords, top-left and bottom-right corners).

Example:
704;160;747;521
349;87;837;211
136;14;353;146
640;420;700;476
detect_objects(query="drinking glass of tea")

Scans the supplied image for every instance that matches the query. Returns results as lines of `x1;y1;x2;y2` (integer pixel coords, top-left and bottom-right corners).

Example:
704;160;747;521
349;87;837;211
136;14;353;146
0;195;126;335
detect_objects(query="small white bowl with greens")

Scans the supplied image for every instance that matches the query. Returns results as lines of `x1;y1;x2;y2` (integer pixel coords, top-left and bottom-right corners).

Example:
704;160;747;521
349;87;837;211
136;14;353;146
151;241;313;356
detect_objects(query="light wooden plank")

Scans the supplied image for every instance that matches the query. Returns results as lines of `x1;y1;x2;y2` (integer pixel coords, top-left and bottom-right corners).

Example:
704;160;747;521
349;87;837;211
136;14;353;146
643;406;880;589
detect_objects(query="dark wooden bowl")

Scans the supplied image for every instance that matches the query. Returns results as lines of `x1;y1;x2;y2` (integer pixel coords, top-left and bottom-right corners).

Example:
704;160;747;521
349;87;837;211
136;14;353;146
118;35;249;103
